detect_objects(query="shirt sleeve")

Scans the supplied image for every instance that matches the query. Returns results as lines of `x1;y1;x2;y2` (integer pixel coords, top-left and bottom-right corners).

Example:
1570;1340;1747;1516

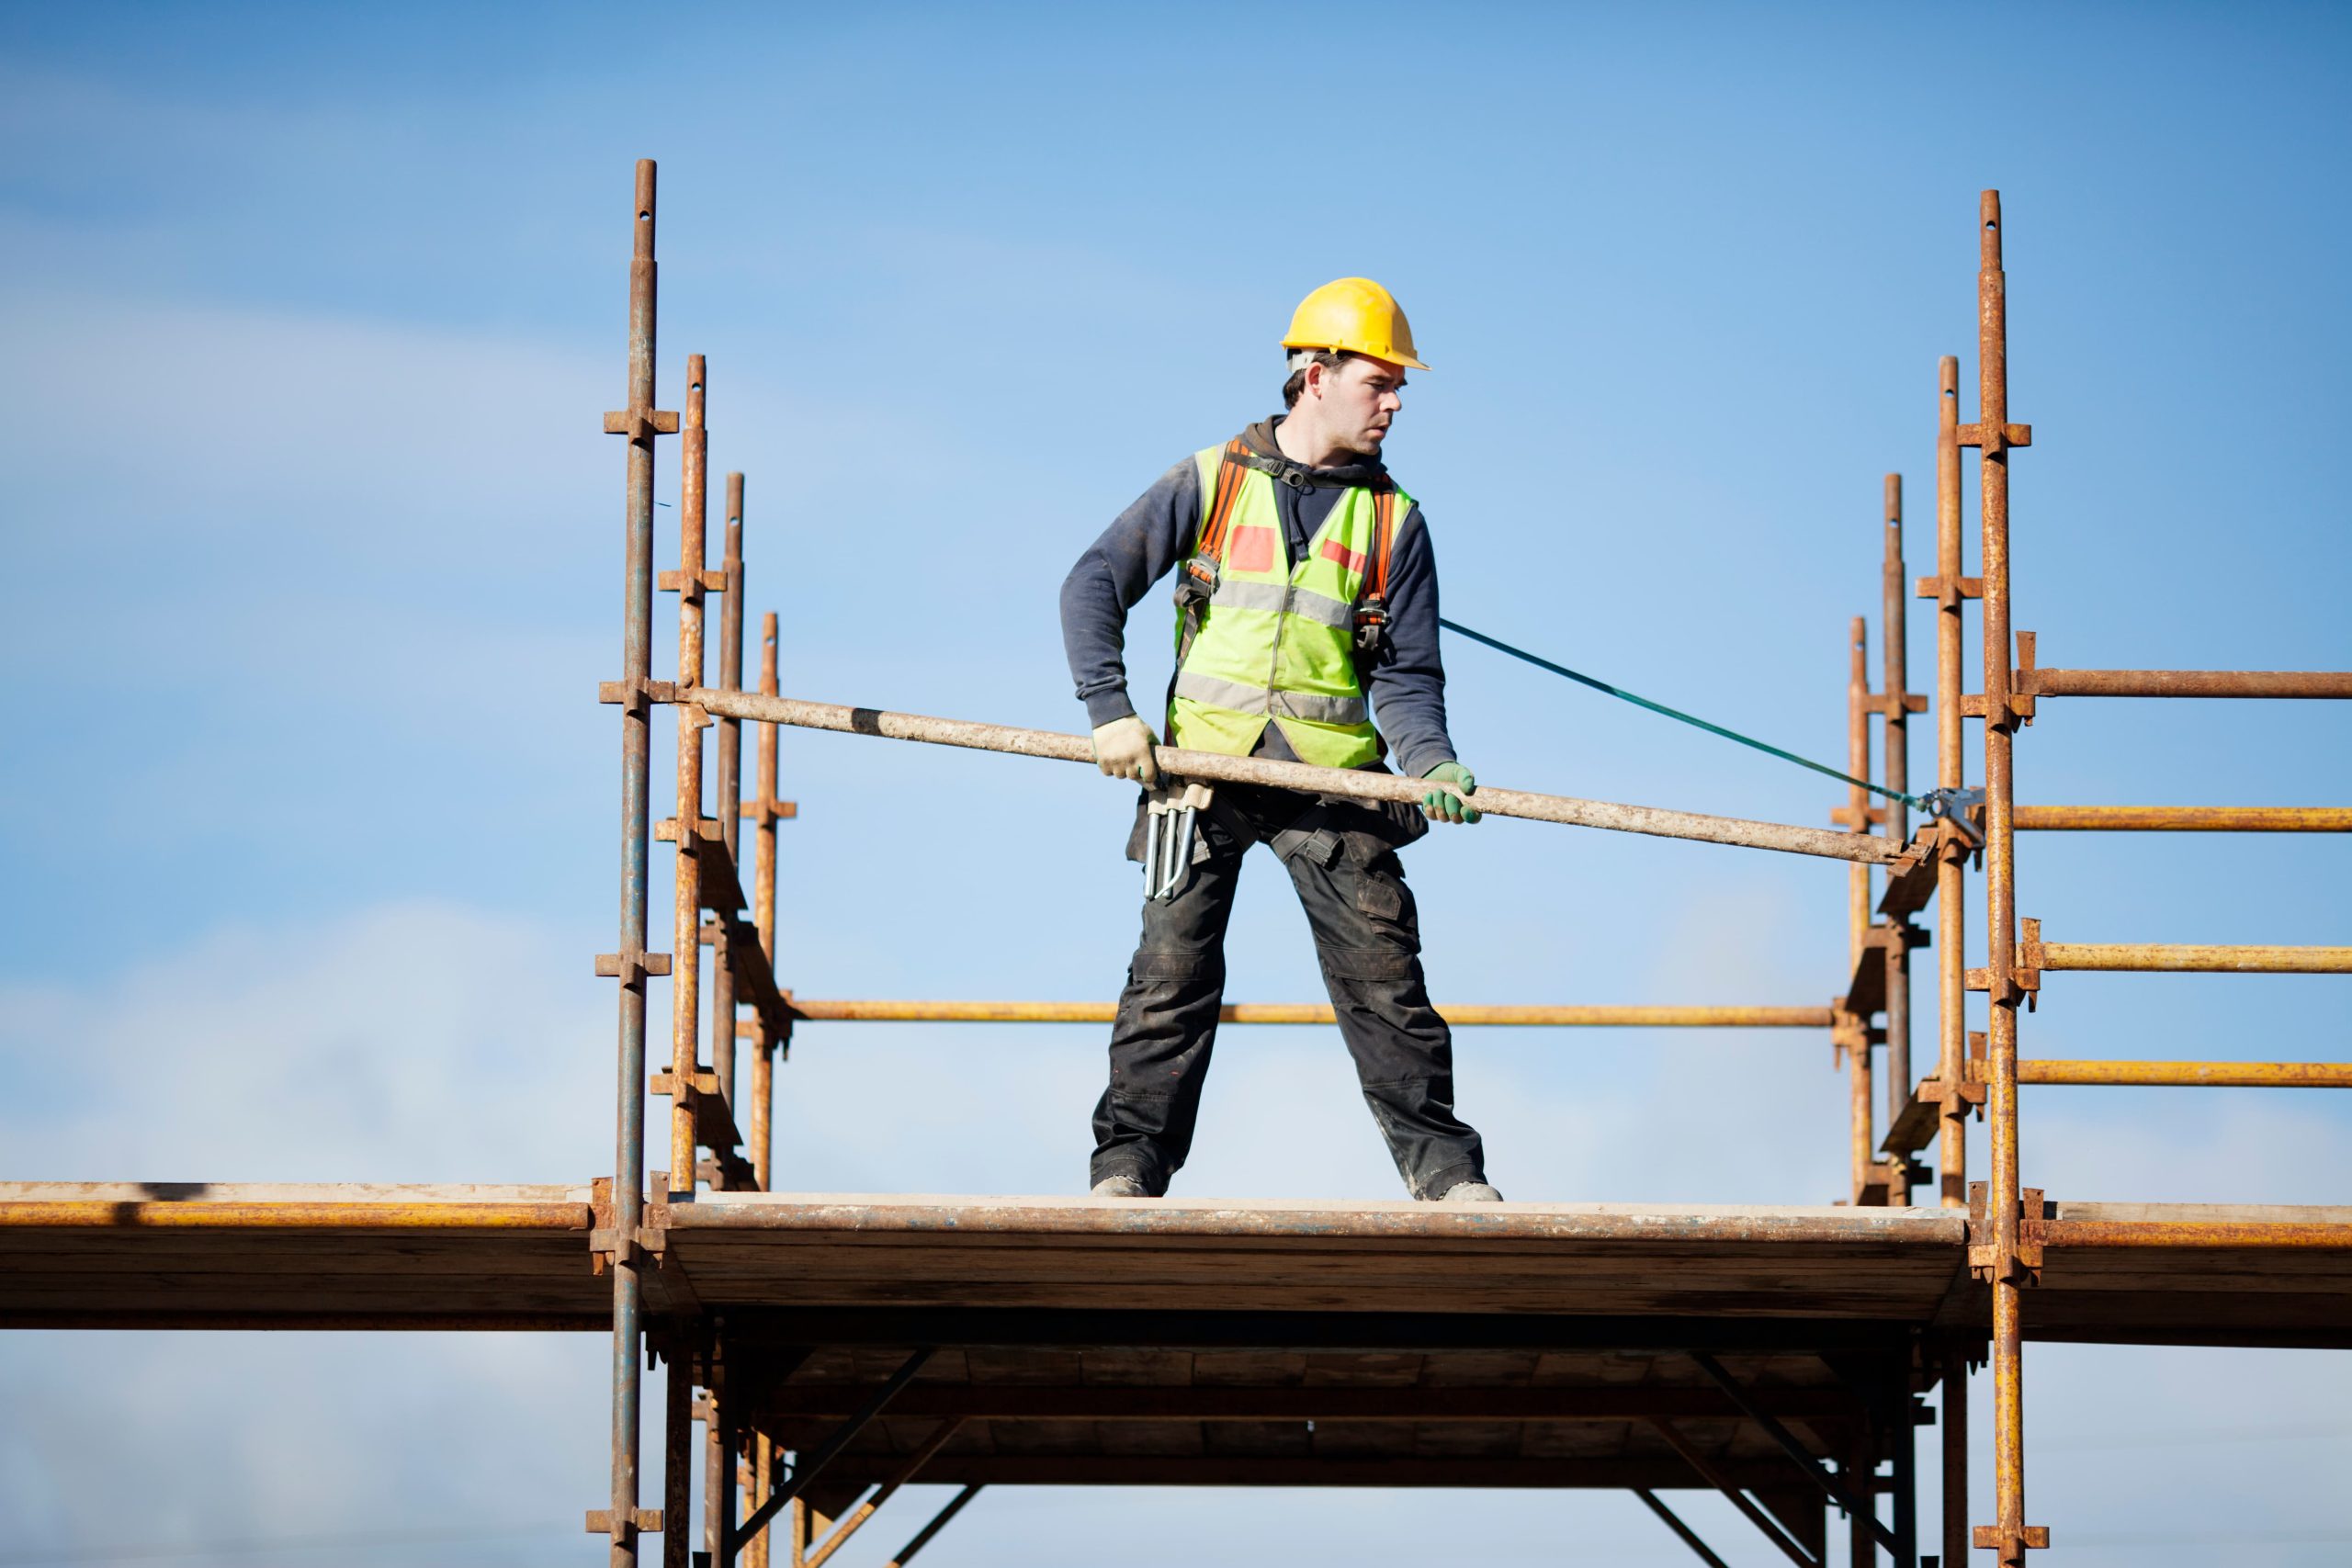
1365;503;1459;779
1059;457;1201;729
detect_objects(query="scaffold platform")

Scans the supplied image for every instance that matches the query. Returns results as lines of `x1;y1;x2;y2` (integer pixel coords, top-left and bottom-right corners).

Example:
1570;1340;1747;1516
8;1186;2347;1347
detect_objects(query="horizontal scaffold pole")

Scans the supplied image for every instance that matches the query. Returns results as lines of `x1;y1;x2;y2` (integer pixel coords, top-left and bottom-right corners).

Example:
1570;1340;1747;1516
2008;1059;2352;1089
2040;942;2352;975
680;687;1902;866
783;1000;1832;1027
2013;805;2352;832
2022;667;2352;699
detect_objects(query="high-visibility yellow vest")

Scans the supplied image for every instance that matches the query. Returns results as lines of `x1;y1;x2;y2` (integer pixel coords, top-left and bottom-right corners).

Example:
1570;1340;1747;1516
1166;443;1408;769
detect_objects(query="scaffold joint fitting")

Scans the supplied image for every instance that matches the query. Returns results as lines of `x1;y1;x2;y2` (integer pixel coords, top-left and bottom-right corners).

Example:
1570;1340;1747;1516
601;408;680;443
1966;1183;2048;1283
583;1507;664;1540
1972;1525;2050;1553
594;949;672;985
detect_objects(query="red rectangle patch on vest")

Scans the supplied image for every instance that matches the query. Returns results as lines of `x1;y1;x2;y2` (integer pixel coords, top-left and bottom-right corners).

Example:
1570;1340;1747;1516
1318;537;1366;575
1227;525;1276;574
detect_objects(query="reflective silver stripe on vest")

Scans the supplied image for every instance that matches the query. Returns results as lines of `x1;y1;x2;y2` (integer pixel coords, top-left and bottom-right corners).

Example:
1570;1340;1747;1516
1172;670;1368;726
1274;689;1369;724
1208;579;1355;629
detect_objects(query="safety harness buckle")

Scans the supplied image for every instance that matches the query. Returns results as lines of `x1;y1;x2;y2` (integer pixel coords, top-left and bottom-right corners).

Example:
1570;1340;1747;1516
1176;554;1219;605
1352;593;1392;660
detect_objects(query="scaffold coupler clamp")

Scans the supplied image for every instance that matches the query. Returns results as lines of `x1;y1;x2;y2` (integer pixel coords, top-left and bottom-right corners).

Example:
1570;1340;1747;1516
1144;779;1212;902
1920;786;1986;852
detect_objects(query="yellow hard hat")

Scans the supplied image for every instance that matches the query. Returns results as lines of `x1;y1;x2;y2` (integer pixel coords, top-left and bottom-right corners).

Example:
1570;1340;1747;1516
1282;276;1428;370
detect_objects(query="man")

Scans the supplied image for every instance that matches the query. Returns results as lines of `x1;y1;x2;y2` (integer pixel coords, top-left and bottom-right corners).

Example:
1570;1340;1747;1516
1059;276;1502;1204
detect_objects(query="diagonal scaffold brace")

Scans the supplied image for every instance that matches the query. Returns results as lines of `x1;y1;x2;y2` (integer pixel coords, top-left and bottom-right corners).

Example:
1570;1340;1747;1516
676;688;1909;867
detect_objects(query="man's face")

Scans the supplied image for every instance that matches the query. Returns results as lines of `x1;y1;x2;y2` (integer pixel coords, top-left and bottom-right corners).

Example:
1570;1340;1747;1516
1314;355;1407;455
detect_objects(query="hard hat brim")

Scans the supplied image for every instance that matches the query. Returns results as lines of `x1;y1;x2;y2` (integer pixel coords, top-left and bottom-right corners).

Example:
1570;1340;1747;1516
1281;340;1430;373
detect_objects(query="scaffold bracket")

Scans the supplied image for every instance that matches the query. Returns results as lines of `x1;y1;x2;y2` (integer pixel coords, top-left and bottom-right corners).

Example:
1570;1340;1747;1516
582;1506;663;1540
1959;691;2037;726
1915;572;1984;605
588;1176;672;1275
1953;421;2032;452
595;949;673;984
601;408;679;442
1967;1184;2048;1284
658;567;729;596
1972;1525;2050;1554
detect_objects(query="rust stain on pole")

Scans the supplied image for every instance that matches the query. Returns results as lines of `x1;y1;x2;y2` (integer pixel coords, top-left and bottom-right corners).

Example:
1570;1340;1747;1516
684;688;1902;866
750;611;782;1192
600;155;663;1568
1928;354;1971;1212
1968;186;2042;1568
2014;805;2351;832
1845;615;1878;1201
1882;476;1916;1166
2013;1059;2352;1088
707;476;747;1148
780;1000;1833;1027
670;355;710;1201
2042;1218;2352;1248
2022;666;2352;699
662;1340;692;1568
2038;942;2352;975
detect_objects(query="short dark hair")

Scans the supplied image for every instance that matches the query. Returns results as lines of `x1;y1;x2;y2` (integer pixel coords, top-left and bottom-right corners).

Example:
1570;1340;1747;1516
1282;349;1353;410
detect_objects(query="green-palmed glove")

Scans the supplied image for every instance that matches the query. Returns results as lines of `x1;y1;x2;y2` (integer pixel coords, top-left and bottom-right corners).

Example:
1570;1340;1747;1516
1419;761;1481;825
1091;715;1160;785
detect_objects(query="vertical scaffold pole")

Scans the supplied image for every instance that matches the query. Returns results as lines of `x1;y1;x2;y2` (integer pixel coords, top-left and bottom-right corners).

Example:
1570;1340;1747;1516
1971;187;2043;1565
671;357;711;1198
1941;1341;1970;1568
704;1365;737;1568
749;610;782;1190
1932;355;1969;1211
743;605;780;1566
1844;615;1876;1200
710;476;746;1144
599;153;668;1568
662;1337;694;1568
1880;474;1915;1181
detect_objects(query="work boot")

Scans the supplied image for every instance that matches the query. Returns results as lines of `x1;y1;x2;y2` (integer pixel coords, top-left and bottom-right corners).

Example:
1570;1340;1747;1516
1091;1173;1151;1199
1438;1180;1504;1202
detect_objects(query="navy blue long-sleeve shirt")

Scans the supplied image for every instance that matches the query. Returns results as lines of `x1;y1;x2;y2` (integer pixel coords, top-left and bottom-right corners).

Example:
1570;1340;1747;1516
1059;418;1458;780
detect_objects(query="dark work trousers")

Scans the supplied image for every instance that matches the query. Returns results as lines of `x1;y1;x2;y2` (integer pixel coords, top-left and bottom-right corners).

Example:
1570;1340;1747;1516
1089;787;1487;1200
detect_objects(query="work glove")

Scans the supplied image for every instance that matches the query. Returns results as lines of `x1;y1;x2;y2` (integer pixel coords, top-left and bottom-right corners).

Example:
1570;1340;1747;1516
1419;761;1481;825
1091;715;1160;785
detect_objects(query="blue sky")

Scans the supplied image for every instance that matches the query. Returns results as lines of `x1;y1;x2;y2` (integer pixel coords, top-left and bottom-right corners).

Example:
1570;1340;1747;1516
2;3;2347;1563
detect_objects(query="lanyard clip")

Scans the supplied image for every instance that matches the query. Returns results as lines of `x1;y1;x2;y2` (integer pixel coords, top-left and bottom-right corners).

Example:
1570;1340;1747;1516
1920;786;1986;849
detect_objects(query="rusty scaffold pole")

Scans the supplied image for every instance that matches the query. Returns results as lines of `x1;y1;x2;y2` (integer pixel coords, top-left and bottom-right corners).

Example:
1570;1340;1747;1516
1927;355;1975;1211
745;607;793;1191
1879;473;1923;1162
1964;187;2046;1566
782;1000;1833;1027
667;355;714;1199
707;473;748;1174
592;155;678;1568
1839;615;1880;1201
686;688;1902;865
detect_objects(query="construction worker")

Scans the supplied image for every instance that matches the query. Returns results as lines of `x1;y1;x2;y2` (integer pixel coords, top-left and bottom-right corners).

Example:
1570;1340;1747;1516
1061;277;1502;1203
